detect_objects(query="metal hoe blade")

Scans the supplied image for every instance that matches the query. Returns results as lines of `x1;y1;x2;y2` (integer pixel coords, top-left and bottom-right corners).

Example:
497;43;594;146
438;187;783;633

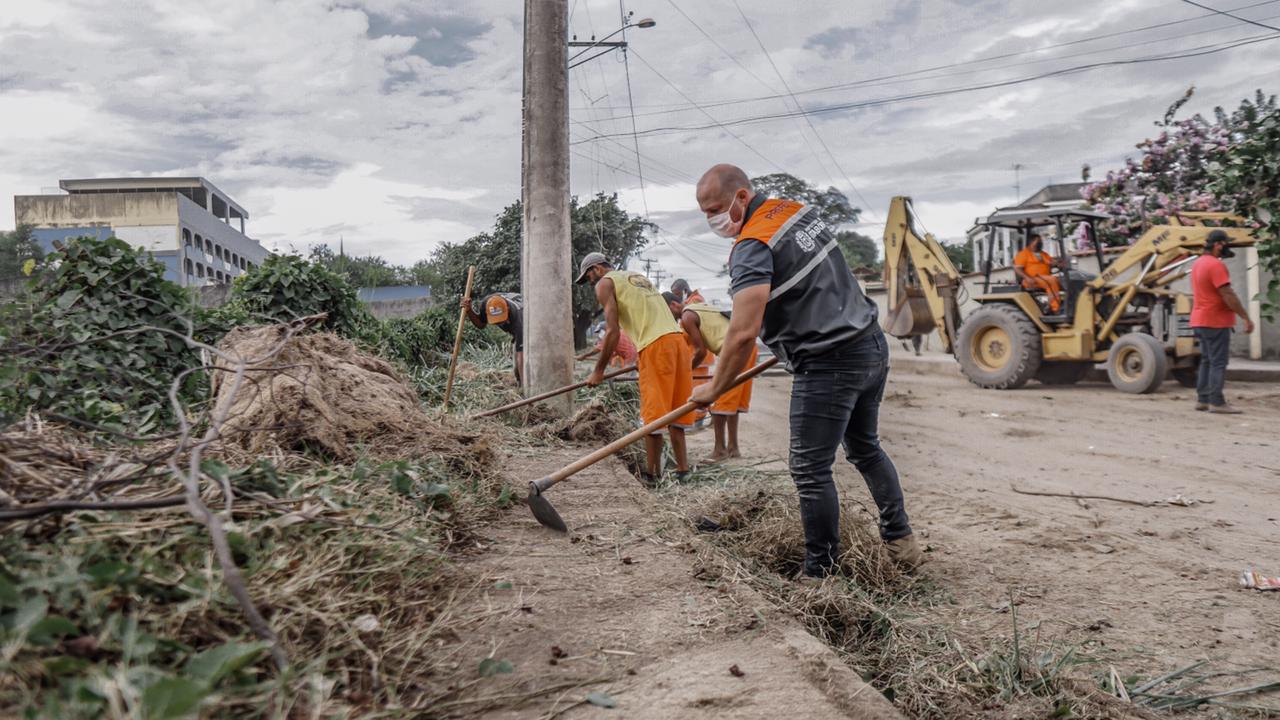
527;481;567;533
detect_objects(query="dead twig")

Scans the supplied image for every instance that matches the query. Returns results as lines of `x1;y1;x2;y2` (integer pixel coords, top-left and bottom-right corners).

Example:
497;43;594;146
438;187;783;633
1010;484;1155;507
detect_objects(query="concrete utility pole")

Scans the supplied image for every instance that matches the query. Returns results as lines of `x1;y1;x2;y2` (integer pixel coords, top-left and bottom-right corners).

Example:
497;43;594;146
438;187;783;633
521;0;574;412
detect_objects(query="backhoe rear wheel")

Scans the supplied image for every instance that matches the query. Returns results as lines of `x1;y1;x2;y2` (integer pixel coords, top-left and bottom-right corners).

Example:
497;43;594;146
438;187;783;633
956;304;1042;389
1035;361;1092;385
1106;333;1168;394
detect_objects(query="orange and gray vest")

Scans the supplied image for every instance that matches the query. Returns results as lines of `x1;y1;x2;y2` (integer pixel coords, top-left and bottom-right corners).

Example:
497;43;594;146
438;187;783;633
730;196;879;367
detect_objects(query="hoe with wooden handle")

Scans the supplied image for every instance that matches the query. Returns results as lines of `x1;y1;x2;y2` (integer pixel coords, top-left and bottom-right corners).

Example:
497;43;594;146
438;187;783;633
527;357;779;532
471;364;637;419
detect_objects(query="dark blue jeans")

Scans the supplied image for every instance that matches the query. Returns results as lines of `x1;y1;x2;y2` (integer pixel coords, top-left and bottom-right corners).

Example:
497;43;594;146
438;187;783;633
788;330;912;577
1194;327;1232;406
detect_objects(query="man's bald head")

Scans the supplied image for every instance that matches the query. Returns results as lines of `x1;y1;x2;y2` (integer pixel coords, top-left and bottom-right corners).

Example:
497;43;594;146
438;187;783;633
696;164;754;218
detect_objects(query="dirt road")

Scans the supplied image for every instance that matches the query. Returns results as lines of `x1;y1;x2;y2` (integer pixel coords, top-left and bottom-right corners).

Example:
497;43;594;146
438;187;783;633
732;351;1280;703
442;442;900;719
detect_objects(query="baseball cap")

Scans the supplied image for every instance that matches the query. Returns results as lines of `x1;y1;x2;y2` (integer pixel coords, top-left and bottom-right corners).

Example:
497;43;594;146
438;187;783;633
575;252;610;284
1206;229;1235;258
484;295;509;324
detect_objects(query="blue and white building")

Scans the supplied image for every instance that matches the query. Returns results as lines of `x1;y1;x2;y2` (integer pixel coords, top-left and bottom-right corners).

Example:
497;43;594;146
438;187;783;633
14;177;270;287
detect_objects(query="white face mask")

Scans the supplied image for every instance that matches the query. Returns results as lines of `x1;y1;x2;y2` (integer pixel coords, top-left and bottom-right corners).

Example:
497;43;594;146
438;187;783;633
707;195;743;238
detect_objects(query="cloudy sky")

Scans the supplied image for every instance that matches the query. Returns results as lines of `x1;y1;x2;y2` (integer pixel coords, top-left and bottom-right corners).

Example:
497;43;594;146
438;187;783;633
2;0;1278;299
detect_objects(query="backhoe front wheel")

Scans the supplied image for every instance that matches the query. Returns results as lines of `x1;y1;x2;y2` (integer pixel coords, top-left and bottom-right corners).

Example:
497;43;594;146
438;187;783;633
956;305;1042;389
1106;333;1168;394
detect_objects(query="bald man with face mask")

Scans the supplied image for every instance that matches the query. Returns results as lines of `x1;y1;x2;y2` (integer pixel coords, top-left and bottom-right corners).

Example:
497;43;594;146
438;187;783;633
690;164;922;578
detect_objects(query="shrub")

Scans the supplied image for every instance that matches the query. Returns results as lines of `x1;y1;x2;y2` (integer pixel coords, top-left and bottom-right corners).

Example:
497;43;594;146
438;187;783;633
225;254;377;341
0;237;200;432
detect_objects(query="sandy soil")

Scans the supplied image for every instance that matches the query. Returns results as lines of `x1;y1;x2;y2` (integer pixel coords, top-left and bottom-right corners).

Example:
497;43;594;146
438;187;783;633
437;442;900;719
732;349;1280;708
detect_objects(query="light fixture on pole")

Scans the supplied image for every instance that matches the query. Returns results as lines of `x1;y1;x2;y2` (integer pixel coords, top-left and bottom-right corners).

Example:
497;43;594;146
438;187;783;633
567;11;655;68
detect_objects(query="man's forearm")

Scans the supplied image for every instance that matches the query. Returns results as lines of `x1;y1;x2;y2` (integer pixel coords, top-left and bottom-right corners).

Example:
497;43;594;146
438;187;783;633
1220;287;1249;319
707;331;756;397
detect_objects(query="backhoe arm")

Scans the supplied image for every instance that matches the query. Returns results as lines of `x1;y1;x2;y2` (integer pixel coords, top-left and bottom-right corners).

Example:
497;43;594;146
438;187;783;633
882;196;965;353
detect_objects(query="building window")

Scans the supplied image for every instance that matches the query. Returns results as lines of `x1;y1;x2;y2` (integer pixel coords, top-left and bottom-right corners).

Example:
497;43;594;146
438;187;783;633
197;263;205;278
231;252;239;268
241;257;247;270
185;258;194;276
205;238;213;254
183;228;192;247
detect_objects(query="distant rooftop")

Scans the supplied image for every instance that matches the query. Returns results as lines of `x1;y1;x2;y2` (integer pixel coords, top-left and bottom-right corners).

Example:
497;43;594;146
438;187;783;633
59;177;248;219
1015;182;1087;209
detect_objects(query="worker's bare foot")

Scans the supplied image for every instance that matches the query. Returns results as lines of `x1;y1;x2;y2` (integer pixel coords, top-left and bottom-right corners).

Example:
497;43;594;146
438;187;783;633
704;450;731;465
727;448;742;459
1195;402;1209;411
1209;403;1243;414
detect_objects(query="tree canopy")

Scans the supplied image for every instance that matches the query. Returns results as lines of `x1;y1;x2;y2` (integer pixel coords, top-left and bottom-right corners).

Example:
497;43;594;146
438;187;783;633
429;193;651;346
1083;87;1279;312
0;225;42;280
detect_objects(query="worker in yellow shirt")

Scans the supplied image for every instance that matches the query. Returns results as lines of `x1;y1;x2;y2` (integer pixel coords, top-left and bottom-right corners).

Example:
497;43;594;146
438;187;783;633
577;252;695;484
670;279;714;428
1013;233;1066;312
664;293;756;463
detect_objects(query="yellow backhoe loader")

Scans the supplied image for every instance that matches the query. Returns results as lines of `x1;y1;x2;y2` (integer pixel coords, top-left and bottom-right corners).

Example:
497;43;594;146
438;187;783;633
882;196;1258;393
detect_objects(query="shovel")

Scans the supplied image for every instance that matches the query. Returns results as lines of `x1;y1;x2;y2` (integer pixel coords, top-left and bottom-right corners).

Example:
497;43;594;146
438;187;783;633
527;357;779;532
471;364;637;419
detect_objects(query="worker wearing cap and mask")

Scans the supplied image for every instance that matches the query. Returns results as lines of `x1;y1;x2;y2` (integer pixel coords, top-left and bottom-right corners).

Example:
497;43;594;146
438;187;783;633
577;252;695;484
690;163;922;578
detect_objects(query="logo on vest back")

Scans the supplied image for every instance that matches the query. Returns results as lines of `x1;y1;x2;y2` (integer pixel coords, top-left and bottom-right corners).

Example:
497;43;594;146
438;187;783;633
627;274;654;291
794;218;828;252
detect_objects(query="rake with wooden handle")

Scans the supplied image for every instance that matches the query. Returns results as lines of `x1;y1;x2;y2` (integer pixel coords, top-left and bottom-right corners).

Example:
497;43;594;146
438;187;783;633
441;266;476;412
470;364;637;419
527;356;779;532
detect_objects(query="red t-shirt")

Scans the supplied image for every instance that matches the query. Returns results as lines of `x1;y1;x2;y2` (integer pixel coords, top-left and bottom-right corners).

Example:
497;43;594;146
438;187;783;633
1190;255;1236;328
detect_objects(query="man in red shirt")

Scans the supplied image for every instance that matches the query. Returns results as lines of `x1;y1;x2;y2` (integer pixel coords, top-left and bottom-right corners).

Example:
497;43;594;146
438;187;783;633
1190;230;1254;414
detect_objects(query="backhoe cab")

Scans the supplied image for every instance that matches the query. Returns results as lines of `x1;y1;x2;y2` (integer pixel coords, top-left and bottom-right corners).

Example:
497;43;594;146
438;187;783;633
882;196;1258;393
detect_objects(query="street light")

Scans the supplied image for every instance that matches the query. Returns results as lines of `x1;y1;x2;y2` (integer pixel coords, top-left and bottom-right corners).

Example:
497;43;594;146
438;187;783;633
567;12;655;68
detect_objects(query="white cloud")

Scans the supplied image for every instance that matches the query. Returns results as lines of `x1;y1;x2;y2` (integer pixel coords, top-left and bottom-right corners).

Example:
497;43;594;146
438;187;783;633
1;0;1278;294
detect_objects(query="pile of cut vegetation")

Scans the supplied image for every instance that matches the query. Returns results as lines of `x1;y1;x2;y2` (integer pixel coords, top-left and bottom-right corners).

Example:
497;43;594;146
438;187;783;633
214;324;494;471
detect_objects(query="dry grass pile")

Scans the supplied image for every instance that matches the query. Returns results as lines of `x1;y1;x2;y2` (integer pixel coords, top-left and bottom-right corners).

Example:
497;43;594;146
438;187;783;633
550;399;623;443
685;485;1152;719
0;424;167;507
213;325;494;467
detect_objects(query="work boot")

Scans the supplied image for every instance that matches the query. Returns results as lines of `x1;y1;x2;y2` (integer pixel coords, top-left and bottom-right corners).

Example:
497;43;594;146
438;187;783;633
886;534;925;572
1209;403;1243;415
1195;402;1209;411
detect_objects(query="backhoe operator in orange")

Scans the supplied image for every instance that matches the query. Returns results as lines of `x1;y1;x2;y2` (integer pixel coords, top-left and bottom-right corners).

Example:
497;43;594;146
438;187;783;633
1013;233;1066;312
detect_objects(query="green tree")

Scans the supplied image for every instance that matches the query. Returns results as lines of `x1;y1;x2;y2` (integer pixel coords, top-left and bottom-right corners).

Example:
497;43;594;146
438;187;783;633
307;244;408;287
428;193;651;347
943;241;974;273
0;224;42;279
1207;94;1280;315
750;173;861;226
835;230;879;269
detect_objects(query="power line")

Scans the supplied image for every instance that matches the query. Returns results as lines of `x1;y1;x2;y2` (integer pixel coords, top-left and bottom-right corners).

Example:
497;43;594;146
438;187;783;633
625;47;788;173
574;0;1280;116
618;0;649;218
1179;0;1280;30
663;0;838;183
732;0;879;222
574;32;1280;142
